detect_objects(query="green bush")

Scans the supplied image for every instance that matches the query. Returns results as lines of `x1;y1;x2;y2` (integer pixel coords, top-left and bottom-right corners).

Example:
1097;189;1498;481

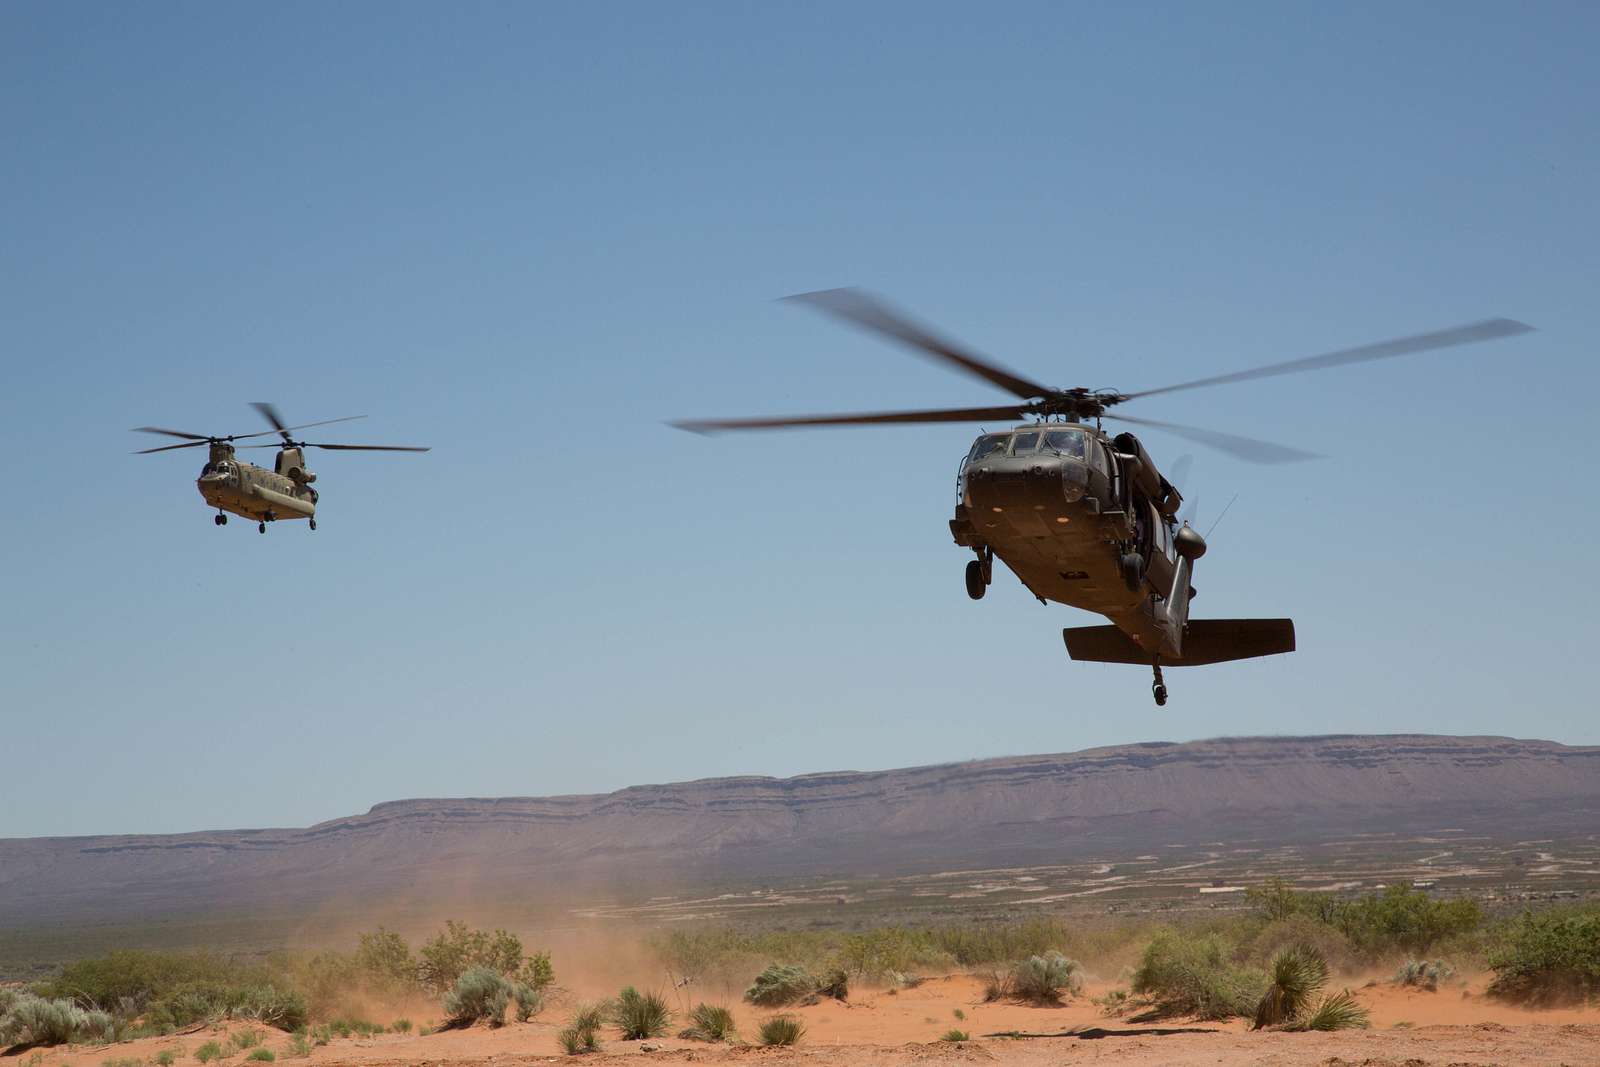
1010;952;1081;1004
677;1003;735;1042
1131;931;1265;1020
611;987;670;1040
442;968;511;1028
285;1034;310;1059
245;1051;274;1063
744;965;819;1007
155;1051;177;1066
556;1004;604;1055
1487;906;1600;1005
391;1019;412;1034
511;983;542;1023
1253;945;1329;1029
758;1015;804;1047
193;1042;224;1063
229;1029;262;1051
1394;959;1453;991
940;1029;969;1042
418;923;553;994
1247;880;1481;957
0;994;111;1047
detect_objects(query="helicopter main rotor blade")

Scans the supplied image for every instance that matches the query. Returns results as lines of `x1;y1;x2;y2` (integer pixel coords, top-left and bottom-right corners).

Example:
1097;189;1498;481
241;442;430;452
133;439;214;454
1123;318;1534;403
784;288;1052;401
132;426;213;441
1106;413;1320;465
673;404;1032;435
251;402;368;438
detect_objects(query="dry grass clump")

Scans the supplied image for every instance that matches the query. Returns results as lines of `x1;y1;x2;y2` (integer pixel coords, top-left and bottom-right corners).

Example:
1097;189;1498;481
758;1015;804;1046
557;1004;605;1055
676;1004;735;1042
611;987;671;1040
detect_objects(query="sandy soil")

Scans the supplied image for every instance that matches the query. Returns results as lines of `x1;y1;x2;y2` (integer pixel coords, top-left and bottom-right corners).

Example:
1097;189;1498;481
20;975;1600;1067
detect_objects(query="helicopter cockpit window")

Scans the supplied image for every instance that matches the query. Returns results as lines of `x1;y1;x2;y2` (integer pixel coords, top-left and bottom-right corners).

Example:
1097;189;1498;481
1010;431;1040;454
1044;429;1086;458
968;434;1009;462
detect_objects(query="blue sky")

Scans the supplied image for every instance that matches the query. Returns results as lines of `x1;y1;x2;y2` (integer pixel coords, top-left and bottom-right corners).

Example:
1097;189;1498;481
3;2;1596;838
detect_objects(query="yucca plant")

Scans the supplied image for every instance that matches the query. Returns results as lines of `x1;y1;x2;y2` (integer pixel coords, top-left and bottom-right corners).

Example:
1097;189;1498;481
677;1003;736;1042
758;1015;805;1047
611;987;671;1040
1285;990;1371;1032
1253;944;1330;1029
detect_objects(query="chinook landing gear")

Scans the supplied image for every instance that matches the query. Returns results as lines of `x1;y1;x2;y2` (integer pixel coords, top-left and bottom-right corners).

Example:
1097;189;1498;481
1120;552;1144;593
965;547;993;600
1151;658;1168;707
214;512;227;526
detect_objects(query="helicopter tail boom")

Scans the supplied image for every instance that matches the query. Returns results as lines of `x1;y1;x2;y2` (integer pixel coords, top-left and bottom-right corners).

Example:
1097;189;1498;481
1063;618;1295;667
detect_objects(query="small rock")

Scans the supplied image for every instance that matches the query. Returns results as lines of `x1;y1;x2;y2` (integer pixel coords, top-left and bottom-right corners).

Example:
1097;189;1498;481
639;1043;660;1052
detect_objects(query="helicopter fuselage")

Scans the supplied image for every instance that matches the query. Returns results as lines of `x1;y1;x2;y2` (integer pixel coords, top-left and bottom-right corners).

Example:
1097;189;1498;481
196;443;317;524
950;423;1183;653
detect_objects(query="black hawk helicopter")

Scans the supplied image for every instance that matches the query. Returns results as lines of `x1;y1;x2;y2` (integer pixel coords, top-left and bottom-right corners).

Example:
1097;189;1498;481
133;403;429;533
673;289;1533;705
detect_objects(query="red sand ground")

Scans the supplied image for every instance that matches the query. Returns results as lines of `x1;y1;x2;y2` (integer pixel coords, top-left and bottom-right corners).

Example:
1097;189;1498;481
23;974;1600;1067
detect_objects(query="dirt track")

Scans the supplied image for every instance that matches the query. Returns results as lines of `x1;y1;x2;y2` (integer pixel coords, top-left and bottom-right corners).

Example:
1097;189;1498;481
21;975;1600;1067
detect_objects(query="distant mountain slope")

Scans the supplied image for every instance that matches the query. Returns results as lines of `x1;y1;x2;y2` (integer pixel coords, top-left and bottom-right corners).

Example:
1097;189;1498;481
3;735;1597;925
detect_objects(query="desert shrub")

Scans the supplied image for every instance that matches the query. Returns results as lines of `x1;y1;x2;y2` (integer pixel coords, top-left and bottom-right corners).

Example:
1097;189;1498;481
101;1058;142;1067
1486;905;1600;1005
1010;952;1081;1004
193;1042;223;1063
245;1051;274;1063
285;1034;310;1059
352;928;418;991
1284;989;1370;1031
1238;915;1356;972
744;965;818;1007
510;983;542;1023
0;994;102;1047
980;970;1012;1002
556;1004;605;1055
1131;931;1265;1020
1394;959;1453;991
229;1029;262;1051
418;923;553;994
1247;880;1480;957
1252;945;1329;1029
677;1003;735;1042
611;987;670;1040
391;1018;412;1033
155;1051;177;1066
758;1015;804;1046
940;1029;969;1042
442;968;511;1028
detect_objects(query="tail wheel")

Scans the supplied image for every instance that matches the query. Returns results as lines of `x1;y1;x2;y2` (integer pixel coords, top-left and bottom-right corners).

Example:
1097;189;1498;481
1120;552;1144;592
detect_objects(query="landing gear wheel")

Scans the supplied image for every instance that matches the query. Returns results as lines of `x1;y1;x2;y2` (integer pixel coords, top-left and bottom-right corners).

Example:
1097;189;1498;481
1152;683;1168;707
258;521;267;534
1120;552;1144;592
965;559;986;600
308;518;317;531
214;513;227;526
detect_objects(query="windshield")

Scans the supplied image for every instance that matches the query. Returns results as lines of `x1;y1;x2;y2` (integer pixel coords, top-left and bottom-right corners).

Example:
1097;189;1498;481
1043;429;1086;458
1010;431;1040;454
968;434;1009;462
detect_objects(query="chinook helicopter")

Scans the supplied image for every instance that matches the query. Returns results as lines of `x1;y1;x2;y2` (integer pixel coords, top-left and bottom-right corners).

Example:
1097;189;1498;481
133;403;429;533
674;289;1533;705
